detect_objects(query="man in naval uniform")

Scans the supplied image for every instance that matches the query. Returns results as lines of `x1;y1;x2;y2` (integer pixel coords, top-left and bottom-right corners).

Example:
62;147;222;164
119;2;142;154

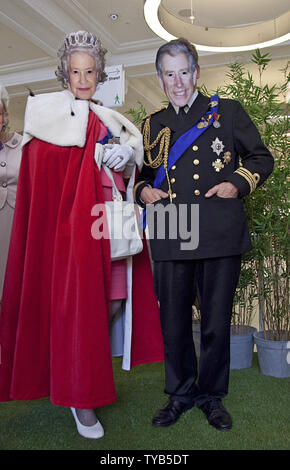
134;38;274;431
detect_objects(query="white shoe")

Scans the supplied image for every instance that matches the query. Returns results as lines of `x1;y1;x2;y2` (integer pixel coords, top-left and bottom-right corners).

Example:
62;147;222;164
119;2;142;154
70;408;104;439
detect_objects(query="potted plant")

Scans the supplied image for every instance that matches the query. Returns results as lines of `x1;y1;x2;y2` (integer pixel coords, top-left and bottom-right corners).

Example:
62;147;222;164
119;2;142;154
217;51;290;378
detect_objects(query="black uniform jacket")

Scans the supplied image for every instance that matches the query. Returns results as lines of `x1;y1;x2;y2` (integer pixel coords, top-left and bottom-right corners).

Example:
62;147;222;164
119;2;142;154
134;93;274;261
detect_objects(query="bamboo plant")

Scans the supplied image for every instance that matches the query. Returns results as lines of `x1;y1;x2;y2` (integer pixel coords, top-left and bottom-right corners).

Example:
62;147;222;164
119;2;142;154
231;258;257;335
217;51;289;341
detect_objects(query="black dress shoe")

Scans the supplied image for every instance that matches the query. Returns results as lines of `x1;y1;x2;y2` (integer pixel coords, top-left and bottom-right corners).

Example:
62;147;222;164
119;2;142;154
200;399;232;431
152;399;193;427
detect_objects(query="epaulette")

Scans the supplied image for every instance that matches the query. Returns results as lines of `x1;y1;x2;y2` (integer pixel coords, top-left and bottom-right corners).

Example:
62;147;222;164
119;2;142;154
142;106;167;120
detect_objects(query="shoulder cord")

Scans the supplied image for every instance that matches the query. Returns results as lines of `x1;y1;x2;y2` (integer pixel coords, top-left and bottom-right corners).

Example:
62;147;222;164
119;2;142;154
142;117;172;198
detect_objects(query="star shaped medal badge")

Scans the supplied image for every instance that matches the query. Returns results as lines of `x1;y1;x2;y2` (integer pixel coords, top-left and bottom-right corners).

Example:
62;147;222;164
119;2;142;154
211;137;225;156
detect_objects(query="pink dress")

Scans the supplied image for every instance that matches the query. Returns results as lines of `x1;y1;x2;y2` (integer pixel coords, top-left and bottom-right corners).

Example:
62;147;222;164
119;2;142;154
98;121;127;300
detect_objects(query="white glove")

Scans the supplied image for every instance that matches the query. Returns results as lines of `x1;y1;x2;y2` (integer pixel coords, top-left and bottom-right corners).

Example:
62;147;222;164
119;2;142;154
102;144;134;172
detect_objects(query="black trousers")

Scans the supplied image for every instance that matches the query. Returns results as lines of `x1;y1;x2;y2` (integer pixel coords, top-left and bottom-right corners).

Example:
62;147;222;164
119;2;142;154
154;255;241;408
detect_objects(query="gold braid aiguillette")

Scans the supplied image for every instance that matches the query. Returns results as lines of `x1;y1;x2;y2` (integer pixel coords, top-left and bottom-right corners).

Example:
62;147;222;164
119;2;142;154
143;117;173;201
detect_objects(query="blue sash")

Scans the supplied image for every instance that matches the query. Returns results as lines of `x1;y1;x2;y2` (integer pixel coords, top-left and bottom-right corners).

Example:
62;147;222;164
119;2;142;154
153;94;219;189
142;95;219;228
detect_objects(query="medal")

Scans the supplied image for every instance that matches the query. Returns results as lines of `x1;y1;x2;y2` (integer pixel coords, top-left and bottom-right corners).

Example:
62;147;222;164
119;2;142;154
197;121;208;129
212;158;224;172
197;117;208;129
213;112;221;128
223;151;232;164
211;137;224;156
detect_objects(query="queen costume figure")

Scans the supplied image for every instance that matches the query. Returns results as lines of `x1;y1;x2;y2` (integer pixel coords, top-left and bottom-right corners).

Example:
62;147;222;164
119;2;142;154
0;31;164;439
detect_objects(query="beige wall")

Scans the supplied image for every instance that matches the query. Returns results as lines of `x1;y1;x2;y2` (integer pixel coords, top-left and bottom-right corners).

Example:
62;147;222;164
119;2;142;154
199;58;288;99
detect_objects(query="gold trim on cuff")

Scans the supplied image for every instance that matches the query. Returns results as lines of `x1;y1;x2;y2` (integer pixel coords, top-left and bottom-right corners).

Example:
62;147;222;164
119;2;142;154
133;180;147;202
234;167;258;193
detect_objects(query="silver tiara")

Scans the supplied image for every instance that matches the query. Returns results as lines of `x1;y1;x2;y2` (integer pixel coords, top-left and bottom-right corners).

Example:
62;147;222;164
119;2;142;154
57;30;101;57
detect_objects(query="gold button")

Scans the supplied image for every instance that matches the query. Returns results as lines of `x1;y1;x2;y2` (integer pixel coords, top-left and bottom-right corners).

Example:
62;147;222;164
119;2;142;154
192;145;198;151
170;177;175;183
193;174;199;180
172;193;176;198
194;189;200;196
193;159;199;165
171;165;176;170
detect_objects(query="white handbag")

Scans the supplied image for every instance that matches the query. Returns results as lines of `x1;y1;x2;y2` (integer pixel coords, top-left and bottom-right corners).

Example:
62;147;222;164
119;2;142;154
102;165;143;260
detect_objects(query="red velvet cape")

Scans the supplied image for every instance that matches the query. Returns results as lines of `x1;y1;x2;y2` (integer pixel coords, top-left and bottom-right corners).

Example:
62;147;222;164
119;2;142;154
0;111;164;408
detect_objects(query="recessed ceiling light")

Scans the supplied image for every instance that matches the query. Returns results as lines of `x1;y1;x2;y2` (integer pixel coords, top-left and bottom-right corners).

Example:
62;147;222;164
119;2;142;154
109;13;119;21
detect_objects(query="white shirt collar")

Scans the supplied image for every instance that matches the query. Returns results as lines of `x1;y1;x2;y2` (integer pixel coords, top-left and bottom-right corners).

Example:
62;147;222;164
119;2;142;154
172;90;199;114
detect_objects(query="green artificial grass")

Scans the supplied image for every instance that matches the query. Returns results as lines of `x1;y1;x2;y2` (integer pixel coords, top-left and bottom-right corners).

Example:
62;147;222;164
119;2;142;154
0;354;289;451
